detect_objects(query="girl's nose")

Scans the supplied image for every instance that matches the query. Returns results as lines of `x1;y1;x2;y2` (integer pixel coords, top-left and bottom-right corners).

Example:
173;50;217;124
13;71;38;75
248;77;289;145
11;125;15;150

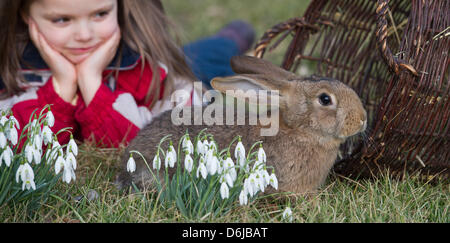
74;22;94;42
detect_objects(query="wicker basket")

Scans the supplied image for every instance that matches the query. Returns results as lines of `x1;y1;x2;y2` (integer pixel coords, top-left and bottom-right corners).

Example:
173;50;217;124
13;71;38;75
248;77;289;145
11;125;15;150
254;0;449;179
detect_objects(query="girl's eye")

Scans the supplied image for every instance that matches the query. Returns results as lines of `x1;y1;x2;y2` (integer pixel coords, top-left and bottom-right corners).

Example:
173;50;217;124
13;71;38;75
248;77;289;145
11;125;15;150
52;17;70;24
95;11;109;18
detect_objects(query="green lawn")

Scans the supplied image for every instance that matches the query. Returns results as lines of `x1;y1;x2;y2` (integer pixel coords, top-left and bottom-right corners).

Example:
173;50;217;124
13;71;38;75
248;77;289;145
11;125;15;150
1;142;448;223
164;0;312;64
1;0;449;223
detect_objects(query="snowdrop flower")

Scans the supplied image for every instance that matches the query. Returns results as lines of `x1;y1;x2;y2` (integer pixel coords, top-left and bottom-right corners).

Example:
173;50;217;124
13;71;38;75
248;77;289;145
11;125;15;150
7;114;20;130
239;190;248;205
247;172;260;196
54;152;65;174
7;123;18;146
42;123;53;145
0;131;6;148
63;168;72;184
182;135;194;155
32;144;41;165
47;137;62;163
269;172;278;190
184;152;194;173
196;159;207;179
206;151;219;175
52;136;62;151
217;159;223;174
67;135;78;156
223;155;237;181
17;161;35;191
15;163;25;183
126;154;136;173
46;108;55;127
66;151;77;170
258;168;270;188
22;178;36;191
234;137;246;167
18;162;34;184
0;145;13;167
0;113;7;126
222;172;234;188
207;139;217;152
196;139;206;155
257;174;265;193
152;153;161;170
243;178;254;197
282;207;293;222
30;117;38;130
220;181;229;199
257;144;266;164
33;135;42;153
24;144;34;164
252;160;264;172
165;144;177;168
63;161;76;184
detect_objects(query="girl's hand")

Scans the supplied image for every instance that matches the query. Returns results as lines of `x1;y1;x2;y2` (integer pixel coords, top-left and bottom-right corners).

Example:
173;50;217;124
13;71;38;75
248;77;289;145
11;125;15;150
28;19;78;104
76;28;121;106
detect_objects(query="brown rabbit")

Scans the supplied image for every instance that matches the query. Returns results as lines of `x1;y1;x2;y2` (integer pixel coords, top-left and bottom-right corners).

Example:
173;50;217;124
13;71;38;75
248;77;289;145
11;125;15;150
116;55;367;194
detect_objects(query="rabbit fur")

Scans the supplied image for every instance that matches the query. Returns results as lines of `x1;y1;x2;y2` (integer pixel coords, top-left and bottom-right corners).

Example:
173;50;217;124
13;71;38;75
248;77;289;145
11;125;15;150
116;55;367;194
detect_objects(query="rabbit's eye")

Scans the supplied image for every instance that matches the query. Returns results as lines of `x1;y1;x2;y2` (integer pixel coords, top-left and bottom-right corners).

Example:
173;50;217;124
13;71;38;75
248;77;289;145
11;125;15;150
319;93;332;106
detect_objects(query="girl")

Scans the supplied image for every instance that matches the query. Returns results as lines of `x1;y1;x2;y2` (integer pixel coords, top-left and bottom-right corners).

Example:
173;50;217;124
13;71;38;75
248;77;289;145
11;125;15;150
0;0;254;147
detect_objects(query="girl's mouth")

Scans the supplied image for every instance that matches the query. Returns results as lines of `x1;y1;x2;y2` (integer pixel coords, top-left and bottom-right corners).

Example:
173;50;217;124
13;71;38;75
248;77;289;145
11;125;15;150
68;46;96;55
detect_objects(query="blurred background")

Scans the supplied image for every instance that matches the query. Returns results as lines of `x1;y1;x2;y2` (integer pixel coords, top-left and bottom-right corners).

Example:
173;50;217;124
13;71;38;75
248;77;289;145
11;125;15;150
164;0;312;65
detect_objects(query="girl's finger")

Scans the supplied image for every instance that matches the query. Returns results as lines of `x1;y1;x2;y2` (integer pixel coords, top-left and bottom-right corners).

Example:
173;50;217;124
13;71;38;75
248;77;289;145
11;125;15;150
88;28;121;60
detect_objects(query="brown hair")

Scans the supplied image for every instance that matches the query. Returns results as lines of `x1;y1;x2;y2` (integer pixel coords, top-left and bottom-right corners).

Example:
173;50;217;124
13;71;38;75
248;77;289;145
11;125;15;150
0;0;195;108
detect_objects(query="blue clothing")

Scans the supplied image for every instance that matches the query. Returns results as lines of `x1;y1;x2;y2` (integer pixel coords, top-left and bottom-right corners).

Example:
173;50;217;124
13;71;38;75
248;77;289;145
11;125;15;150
183;36;240;89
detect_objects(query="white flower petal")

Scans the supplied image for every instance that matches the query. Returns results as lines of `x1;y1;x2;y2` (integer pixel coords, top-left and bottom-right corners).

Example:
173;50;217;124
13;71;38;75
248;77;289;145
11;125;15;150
8;127;18;146
234;141;246;163
197;163;207;179
55;156;65;174
184;154;193;173
257;146;266;164
63;167;72;184
16;164;24;183
196;140;205;155
42;126;53;145
68;138;78;156
66;152;77;170
127;155;136;173
46;110;55;127
152;154;161;170
269;173;278;190
282;207;293;222
225;173;234;188
0;132;6;148
239;190;248;205
220;182;229;199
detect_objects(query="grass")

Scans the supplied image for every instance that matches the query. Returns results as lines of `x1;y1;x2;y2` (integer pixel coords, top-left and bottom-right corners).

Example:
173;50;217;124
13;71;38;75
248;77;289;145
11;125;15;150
1;1;449;223
1;144;448;223
164;0;312;65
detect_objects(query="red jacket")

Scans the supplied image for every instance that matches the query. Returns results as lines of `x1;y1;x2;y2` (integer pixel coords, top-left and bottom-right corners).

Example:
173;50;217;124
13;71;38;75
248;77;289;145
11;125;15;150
0;42;194;147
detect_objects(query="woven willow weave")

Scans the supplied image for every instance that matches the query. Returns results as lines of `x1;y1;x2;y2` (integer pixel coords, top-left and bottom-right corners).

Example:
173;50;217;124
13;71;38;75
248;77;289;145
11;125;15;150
255;0;449;179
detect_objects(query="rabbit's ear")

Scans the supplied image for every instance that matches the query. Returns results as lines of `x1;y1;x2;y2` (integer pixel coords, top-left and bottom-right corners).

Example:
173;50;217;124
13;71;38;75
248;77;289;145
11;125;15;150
211;74;291;108
230;55;297;81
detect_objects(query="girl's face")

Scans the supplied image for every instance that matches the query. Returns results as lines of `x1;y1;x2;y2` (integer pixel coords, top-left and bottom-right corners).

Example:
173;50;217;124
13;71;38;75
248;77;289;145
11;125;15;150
27;0;118;64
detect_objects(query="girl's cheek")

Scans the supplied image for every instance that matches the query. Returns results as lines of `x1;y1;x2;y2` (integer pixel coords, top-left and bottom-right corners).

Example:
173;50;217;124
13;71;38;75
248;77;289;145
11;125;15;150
97;14;119;41
98;26;117;42
39;27;70;51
